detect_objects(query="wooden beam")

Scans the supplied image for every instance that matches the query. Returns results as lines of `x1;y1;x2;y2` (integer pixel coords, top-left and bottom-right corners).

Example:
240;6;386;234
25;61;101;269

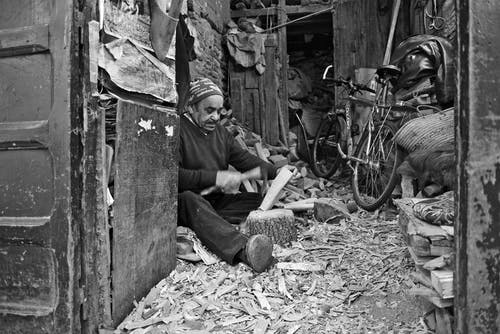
230;4;333;18
231;7;277;18
285;4;334;15
278;0;289;146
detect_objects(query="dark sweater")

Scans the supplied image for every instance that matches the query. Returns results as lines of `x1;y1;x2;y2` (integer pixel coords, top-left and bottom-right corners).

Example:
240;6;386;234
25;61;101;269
179;115;277;192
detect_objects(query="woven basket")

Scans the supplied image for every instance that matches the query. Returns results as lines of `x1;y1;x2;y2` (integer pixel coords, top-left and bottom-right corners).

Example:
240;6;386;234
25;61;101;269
395;107;455;153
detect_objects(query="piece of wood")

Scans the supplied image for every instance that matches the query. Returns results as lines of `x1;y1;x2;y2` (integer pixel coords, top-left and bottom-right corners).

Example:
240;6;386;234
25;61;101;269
259;168;294;211
254;142;269;161
409;287;454;308
276;262;326;272
400;175;415;198
283;199;316;212
88;21;99;95
431;270;454;299
268;154;288;168
277;0;289;146
410;271;434;289
383;0;401;65
408;247;436;268
263;35;280;145
423;255;450;271
246;209;296;246
112;102;178;325
82;99;113;326
230;4;331;18
243;179;256;193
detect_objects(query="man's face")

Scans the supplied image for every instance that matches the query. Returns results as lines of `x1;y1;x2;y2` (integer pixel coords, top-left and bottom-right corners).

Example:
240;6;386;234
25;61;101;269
190;95;224;132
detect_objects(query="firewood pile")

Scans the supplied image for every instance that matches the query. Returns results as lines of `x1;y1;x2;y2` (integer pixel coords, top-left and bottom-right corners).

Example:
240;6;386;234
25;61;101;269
395;194;455;334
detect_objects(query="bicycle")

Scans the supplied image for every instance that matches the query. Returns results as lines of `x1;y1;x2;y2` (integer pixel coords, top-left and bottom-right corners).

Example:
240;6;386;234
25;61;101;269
312;65;418;211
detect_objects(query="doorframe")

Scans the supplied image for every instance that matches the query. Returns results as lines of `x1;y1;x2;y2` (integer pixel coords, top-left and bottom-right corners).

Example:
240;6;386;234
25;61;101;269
455;0;500;332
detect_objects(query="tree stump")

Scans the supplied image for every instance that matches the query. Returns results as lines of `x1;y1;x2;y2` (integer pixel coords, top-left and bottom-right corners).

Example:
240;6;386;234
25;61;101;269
245;209;297;246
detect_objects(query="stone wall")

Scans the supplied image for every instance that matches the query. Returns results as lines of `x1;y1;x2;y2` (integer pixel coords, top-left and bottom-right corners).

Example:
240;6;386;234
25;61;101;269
186;0;230;90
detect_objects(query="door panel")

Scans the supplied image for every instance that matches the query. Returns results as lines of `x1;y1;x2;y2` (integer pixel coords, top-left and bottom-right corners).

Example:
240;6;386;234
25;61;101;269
229;34;281;145
112;102;178;325
0;54;52;121
0;0;80;332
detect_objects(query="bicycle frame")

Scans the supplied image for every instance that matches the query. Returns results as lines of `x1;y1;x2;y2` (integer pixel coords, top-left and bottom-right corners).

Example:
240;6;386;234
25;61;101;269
335;81;388;171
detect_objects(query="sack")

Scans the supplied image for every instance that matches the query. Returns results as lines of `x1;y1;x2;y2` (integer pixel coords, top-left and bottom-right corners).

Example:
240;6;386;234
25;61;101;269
413;191;454;226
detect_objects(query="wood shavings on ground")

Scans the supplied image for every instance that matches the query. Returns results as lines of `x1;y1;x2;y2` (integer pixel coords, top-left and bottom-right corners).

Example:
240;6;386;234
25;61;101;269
115;192;432;334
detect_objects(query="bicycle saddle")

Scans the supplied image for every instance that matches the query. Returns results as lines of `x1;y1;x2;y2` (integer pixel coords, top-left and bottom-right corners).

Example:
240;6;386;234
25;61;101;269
376;65;401;80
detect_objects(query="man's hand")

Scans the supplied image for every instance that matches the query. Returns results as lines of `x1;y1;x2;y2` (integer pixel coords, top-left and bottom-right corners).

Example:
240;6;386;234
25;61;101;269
216;170;243;193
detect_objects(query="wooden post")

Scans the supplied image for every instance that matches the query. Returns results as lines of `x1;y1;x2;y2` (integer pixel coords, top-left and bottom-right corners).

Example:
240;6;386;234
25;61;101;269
456;1;500;333
277;0;289;146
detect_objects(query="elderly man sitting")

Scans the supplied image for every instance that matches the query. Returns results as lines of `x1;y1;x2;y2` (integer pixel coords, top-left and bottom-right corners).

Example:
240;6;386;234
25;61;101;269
178;78;276;272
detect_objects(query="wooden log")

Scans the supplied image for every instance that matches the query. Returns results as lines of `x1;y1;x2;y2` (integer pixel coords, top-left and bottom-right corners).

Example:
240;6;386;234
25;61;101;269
246;209;297;246
259;168;294;210
283;198;317;212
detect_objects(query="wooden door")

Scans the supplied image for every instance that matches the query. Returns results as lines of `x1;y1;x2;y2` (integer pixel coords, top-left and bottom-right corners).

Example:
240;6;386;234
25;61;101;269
0;0;82;333
229;34;281;145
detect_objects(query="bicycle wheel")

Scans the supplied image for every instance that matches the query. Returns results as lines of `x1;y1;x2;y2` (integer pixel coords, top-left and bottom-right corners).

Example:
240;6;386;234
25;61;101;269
311;115;345;178
351;122;402;211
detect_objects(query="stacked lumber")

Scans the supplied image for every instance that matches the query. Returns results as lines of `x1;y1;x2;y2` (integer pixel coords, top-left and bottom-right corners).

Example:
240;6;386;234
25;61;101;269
395;198;454;334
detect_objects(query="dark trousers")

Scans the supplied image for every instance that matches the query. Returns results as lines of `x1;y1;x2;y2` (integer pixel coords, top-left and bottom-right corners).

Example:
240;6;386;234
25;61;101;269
178;191;262;264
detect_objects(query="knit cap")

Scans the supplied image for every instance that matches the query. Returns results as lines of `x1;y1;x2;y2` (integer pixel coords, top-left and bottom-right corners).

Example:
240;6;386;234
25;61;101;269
187;78;223;105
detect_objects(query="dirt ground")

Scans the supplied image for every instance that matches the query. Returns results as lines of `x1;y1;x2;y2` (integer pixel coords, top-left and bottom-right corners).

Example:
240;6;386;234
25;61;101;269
116;194;434;334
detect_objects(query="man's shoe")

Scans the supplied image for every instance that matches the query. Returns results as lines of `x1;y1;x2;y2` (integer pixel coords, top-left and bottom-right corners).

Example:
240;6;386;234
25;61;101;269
243;234;273;273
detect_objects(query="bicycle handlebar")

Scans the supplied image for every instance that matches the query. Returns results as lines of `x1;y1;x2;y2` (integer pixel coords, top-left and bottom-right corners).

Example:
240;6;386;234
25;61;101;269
322;66;376;94
324;76;376;94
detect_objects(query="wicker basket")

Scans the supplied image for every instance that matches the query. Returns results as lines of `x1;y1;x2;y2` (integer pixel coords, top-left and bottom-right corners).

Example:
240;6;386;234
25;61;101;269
395;107;455;153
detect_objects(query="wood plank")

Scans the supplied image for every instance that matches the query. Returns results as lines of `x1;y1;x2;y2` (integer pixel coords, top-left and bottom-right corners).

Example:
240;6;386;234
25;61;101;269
396;199;453;257
277;0;289;146
409;287;454;309
431;270;454;299
230;4;332;18
258;70;267;142
245;70;259;89
229;72;245;125
248;89;261;135
112;101;178;325
0;24;49;57
82;99;112;327
263;35;279;145
231;7;277;18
